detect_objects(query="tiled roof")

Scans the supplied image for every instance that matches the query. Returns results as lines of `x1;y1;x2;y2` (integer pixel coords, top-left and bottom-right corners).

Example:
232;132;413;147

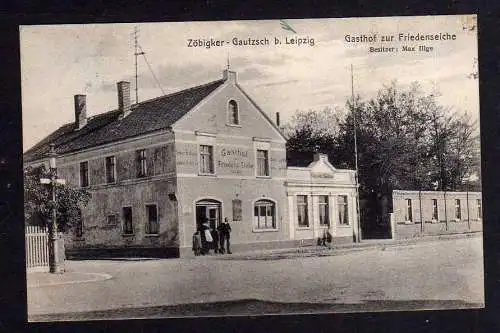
24;79;225;162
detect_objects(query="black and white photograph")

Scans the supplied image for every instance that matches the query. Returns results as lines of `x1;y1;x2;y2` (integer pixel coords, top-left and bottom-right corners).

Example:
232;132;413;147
21;15;483;321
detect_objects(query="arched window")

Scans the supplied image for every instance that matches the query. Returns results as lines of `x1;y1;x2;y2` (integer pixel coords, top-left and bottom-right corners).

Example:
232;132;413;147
228;100;239;125
253;199;276;230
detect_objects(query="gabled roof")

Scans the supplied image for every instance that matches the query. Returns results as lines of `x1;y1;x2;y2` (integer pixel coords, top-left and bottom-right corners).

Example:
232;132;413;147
24;79;225;162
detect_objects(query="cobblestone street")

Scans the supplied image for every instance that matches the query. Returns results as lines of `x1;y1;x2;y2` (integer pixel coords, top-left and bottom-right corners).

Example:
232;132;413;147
27;236;484;321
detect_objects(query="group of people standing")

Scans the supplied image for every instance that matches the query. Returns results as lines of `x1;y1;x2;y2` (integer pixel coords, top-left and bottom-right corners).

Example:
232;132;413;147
192;218;232;256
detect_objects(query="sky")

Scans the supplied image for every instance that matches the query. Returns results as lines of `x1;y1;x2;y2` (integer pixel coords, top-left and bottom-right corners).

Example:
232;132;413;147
20;15;479;152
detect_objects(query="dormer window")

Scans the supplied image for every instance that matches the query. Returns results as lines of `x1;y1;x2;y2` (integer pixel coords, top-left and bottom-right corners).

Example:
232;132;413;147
228;100;239;125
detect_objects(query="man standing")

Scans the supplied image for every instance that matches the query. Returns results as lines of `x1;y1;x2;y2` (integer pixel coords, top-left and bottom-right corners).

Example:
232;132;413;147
220;218;232;254
217;222;226;254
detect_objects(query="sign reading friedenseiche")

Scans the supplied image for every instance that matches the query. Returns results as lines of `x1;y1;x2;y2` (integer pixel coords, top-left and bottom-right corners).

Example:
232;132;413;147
175;146;286;171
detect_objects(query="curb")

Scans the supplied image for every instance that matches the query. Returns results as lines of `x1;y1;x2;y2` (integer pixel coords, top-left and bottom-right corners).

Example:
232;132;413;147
28;272;113;288
218;232;482;260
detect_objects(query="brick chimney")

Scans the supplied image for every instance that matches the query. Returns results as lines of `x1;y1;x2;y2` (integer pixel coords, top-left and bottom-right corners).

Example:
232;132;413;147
275;112;280;127
117;81;131;118
74;94;87;130
222;69;237;83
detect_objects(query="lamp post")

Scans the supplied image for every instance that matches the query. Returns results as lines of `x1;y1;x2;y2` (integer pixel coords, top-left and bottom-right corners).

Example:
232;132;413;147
46;143;63;273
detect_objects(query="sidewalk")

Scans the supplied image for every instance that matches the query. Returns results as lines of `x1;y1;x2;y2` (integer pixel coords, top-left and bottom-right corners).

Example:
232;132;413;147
26;231;481;286
27;270;112;288
216;231;482;260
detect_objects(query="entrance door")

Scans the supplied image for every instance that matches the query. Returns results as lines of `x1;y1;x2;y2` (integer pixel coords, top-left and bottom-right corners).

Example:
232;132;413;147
207;207;218;230
195;199;222;230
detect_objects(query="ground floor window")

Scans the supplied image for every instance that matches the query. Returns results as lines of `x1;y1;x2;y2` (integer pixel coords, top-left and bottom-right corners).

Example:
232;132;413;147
123;206;133;235
232;199;242;221
318;195;329;226
297;195;309;227
145;204;159;235
254;199;276;230
432;199;438;220
338;195;349;225
477;199;482;219
455;199;461;220
405;199;413;222
107;214;118;226
75;209;84;237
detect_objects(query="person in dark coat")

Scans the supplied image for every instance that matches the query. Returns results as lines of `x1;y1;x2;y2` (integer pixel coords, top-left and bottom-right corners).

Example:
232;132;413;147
211;227;220;254
192;231;202;256
217;222;225;254
219;218;232;254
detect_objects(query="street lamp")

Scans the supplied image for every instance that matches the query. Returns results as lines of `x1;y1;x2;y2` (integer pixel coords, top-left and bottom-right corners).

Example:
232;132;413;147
45;143;63;273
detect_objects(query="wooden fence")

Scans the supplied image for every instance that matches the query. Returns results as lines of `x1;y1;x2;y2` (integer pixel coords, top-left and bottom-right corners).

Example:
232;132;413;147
25;226;49;270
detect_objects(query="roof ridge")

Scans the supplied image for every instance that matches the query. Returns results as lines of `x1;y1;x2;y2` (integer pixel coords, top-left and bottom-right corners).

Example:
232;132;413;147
35;79;225;130
24;77;227;162
130;78;226;109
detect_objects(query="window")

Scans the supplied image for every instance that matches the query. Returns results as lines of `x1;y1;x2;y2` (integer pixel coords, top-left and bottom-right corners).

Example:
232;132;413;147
297;195;309;227
145;204;159;235
75;209;83;237
199;145;214;174
477;199;482;219
79;161;89;187
136;149;147;177
432;199;438;220
405;199;413;222
123;207;133;235
253;200;276;229
228;100;239;125
319;195;330;226
105;156;116;183
232;199;242;221
338;195;349;225
256;149;269;176
455;199;461;220
107;214;118;226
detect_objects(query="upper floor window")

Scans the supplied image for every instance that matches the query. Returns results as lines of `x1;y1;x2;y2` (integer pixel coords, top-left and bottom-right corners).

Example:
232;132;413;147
136;149;147;178
338;195;349;225
105;156;116;183
79;161;89;187
297;195;309;227
319;195;330;226
199;145;214;174
228;100;239;125
256;149;269;176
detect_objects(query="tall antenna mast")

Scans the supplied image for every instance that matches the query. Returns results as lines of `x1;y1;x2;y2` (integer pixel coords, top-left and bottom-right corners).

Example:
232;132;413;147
351;64;361;243
134;26;145;104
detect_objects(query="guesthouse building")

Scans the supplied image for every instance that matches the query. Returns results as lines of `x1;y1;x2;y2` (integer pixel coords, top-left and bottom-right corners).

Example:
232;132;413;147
24;69;359;257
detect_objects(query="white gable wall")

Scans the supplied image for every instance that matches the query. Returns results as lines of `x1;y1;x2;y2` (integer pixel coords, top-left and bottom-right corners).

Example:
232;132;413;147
172;81;285;142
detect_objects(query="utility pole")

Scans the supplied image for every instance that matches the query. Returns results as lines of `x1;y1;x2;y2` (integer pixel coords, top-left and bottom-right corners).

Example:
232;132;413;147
351;64;361;243
134;26;145;104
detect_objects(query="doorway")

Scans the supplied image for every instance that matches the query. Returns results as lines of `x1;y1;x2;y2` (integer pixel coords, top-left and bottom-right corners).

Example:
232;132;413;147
195;199;222;230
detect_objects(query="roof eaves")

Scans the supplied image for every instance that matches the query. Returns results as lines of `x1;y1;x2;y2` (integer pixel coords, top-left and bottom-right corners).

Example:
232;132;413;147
235;83;287;142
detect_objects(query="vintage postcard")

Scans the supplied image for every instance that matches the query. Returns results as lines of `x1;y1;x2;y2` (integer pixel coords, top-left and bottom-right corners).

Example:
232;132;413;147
21;15;482;321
